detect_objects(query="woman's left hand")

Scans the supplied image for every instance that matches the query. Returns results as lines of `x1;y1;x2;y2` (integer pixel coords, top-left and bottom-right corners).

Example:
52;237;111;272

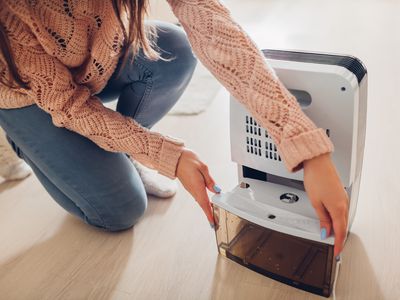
303;153;349;257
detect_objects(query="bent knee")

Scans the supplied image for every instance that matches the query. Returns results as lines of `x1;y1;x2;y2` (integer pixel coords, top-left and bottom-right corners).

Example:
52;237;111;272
87;192;148;232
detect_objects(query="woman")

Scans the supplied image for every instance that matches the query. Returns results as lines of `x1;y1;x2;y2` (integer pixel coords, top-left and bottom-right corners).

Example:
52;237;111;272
0;0;348;257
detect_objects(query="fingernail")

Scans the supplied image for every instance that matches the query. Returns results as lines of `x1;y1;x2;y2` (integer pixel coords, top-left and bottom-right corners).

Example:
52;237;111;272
335;255;341;262
210;223;215;230
213;185;222;193
320;227;327;240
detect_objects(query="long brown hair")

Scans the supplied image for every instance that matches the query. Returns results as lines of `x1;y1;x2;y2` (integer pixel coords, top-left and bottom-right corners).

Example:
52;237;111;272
0;0;159;90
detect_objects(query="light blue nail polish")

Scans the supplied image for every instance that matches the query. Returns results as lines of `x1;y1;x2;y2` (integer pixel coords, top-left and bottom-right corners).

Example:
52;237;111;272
210;223;215;230
320;228;327;240
335;255;341;262
213;185;222;193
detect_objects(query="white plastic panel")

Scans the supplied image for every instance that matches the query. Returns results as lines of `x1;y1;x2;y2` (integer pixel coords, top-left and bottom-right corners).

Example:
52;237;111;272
212;178;335;245
230;60;361;186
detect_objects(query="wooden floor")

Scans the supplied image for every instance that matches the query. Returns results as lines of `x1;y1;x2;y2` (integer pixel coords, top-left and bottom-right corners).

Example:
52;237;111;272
1;1;399;299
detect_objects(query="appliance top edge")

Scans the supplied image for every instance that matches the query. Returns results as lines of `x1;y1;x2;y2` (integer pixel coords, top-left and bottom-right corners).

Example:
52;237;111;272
262;49;367;84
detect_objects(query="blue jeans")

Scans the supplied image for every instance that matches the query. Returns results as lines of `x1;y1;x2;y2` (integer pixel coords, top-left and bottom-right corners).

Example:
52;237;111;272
0;21;197;231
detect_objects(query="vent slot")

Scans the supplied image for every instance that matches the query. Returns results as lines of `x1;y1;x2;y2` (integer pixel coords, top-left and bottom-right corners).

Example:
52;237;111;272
326;129;331;137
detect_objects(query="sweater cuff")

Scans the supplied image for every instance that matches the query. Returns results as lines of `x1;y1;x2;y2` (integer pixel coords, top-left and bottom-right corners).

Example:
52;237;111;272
278;128;334;172
158;136;185;179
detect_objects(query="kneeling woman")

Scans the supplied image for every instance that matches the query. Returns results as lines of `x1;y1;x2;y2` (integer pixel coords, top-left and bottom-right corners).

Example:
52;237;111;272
0;0;348;256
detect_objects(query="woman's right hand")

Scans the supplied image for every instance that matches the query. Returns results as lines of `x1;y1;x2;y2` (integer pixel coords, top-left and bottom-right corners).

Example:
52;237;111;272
303;153;349;257
176;148;220;226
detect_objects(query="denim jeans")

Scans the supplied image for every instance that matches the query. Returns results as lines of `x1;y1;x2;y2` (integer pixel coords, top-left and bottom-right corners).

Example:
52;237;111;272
0;21;197;231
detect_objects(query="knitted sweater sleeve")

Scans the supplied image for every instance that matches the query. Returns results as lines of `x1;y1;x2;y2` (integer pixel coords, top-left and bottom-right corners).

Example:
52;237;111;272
167;0;334;171
13;42;184;179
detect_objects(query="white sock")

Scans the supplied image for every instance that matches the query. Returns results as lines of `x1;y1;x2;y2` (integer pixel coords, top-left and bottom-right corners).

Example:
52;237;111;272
0;160;32;181
131;159;178;199
0;129;32;181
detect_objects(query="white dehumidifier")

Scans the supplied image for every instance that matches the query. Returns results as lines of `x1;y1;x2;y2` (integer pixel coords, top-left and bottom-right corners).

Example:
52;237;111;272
211;49;367;297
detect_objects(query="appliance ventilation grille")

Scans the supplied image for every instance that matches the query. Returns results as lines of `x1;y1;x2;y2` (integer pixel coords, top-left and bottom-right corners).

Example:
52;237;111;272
245;115;281;161
245;115;331;162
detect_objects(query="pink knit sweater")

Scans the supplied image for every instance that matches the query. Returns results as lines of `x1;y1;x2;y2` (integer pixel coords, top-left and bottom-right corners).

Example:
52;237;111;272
0;0;333;179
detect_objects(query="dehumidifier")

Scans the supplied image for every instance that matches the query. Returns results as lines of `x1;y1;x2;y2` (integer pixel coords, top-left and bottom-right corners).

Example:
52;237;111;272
211;49;367;297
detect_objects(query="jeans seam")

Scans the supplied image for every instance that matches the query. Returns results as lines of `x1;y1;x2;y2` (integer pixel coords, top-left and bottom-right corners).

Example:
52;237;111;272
127;61;154;121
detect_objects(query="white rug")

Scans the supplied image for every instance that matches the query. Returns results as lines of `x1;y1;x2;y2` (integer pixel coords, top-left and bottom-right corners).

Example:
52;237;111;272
168;62;221;115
